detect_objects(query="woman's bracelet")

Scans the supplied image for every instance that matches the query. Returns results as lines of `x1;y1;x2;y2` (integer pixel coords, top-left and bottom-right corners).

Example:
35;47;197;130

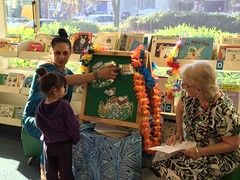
93;71;99;80
194;147;199;159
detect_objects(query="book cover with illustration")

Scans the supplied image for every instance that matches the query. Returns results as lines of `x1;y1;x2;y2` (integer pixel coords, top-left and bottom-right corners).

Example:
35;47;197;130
93;32;119;50
70;32;93;54
217;44;240;60
220;36;240;45
127;33;144;51
0;104;15;118
0;74;8;85
6;73;25;87
224;48;240;61
13;106;24;119
22;76;33;88
150;36;179;63
118;33;144;51
178;37;214;60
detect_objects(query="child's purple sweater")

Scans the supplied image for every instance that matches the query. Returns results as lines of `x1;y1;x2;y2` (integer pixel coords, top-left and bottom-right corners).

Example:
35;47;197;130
36;99;80;144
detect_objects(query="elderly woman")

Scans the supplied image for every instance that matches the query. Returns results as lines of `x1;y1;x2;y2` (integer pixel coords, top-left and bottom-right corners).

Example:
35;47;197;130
152;61;240;179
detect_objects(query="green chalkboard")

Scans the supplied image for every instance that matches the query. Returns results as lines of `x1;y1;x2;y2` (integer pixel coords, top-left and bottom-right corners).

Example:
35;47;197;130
80;51;141;128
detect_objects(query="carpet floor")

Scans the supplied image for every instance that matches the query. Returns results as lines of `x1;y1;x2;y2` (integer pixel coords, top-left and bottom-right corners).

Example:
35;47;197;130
0;124;159;180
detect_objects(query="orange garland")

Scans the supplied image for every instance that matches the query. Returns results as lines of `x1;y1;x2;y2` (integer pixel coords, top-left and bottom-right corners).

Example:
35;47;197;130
131;46;161;152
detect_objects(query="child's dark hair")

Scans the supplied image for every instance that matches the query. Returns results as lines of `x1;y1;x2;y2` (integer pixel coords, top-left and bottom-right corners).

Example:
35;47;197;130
36;67;66;95
51;28;71;51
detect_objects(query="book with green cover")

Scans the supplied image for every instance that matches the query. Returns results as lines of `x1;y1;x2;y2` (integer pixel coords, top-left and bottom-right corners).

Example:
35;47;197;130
178;37;214;60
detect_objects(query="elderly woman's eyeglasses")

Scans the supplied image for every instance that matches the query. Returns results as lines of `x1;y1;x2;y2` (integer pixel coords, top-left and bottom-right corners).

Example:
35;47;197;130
181;82;194;89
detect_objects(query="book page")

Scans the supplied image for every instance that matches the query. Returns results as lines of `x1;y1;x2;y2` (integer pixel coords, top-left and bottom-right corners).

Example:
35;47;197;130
149;141;197;154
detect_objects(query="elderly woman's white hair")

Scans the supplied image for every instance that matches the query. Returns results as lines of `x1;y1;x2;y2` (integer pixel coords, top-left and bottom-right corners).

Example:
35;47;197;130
180;61;219;102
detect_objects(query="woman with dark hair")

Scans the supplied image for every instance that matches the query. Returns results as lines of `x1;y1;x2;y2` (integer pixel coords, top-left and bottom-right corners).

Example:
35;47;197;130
21;28;118;177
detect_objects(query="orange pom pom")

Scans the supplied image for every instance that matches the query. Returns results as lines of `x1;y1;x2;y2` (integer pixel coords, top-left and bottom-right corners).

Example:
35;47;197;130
154;126;161;132
142;110;150;117
154;131;161;138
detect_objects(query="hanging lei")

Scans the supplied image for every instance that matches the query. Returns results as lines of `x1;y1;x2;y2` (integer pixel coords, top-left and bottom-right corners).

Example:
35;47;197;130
79;44;106;72
131;44;161;152
165;39;182;99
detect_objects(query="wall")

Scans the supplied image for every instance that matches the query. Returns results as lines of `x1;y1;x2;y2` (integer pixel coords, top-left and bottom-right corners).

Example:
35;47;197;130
0;0;7;38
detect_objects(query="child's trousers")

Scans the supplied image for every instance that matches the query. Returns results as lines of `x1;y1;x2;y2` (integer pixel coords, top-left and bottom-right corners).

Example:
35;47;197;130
44;140;74;180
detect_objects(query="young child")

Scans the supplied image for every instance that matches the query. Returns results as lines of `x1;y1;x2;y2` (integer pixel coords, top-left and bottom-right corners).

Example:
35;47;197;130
35;67;79;180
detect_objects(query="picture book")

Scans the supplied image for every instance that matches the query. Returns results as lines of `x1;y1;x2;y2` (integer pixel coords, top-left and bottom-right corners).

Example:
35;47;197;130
149;141;197;154
93;32;119;50
127;33;144;51
217;44;240;60
33;33;53;52
0;104;15;118
224;48;240;61
178;37;214;60
70;32;93;54
118;33;144;51
6;73;25;87
220;36;240;45
118;34;128;51
150;36;179;63
22;76;33;88
0;74;8;85
13;106;25;119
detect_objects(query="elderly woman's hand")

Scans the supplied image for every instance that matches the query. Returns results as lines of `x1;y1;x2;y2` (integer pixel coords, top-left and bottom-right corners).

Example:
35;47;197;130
166;134;183;146
182;147;199;160
97;65;119;80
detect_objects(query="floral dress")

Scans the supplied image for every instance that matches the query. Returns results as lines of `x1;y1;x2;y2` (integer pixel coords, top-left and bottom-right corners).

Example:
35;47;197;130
152;91;240;180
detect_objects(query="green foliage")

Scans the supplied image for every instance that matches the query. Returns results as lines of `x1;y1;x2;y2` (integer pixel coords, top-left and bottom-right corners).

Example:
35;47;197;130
7;27;34;41
9;58;38;68
99;25;119;32
216;71;240;85
123;12;240;33
154;24;234;40
65;20;100;33
40;22;78;35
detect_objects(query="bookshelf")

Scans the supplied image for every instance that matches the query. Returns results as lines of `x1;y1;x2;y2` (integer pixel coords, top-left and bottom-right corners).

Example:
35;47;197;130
0;53;83;127
154;59;240;71
0;117;21;127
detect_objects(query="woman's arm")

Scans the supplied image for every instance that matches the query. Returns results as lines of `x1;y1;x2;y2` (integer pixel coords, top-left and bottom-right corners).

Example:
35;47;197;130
166;99;184;145
198;135;240;156
65;65;118;85
175;99;184;137
184;135;240;159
